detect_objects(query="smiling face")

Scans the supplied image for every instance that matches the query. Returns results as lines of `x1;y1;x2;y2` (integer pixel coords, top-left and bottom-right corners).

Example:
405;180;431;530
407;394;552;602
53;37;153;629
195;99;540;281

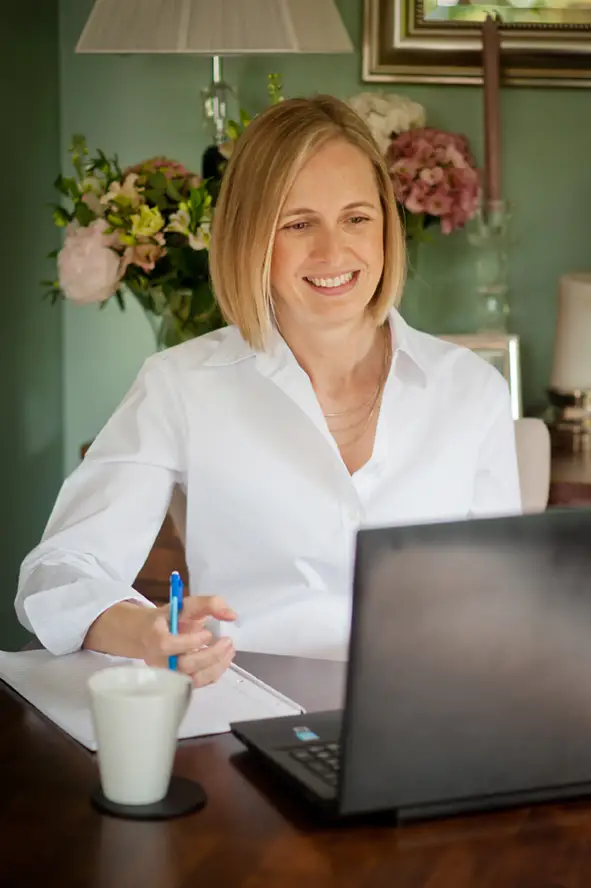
270;139;385;334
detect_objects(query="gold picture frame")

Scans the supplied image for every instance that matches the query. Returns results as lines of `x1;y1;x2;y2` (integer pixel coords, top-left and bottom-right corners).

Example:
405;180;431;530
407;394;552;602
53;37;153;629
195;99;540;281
363;0;591;87
439;333;522;419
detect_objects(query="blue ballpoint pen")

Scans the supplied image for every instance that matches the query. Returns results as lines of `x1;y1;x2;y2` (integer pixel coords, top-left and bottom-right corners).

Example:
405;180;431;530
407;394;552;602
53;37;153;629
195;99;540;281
168;571;184;671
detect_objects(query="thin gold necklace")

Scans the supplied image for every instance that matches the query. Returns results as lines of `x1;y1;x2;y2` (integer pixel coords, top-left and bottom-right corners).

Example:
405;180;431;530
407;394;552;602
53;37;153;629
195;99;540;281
323;326;390;419
325;330;391;450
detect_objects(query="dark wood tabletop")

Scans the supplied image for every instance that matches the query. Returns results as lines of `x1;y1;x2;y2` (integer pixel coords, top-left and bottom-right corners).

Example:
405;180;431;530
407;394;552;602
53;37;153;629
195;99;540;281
4;650;591;888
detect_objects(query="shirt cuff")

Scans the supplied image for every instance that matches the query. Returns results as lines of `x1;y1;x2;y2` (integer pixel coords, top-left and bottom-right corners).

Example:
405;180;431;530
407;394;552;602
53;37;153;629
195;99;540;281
23;580;156;656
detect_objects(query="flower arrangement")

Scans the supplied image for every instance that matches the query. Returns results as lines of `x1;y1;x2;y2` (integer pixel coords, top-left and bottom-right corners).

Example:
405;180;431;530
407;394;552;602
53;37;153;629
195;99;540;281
349;91;481;240
45;135;221;345
45;75;286;347
386;127;481;238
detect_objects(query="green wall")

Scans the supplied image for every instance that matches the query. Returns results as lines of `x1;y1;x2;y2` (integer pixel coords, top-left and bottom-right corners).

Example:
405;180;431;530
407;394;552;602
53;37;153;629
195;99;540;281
58;0;591;473
0;2;62;648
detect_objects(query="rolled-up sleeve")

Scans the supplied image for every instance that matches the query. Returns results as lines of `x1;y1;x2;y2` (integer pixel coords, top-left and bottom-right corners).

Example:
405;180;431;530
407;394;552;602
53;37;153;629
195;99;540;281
15;353;185;655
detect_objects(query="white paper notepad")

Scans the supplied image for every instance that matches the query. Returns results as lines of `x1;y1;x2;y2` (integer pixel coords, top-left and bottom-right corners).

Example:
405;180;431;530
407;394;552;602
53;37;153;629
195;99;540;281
0;649;304;751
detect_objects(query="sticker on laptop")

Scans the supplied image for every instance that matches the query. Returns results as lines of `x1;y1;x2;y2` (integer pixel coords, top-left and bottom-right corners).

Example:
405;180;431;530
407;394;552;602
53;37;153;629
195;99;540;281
293;726;320;742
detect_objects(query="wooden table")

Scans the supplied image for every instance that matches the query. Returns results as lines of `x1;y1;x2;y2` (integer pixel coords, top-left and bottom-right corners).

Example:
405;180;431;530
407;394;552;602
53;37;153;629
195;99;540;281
4;652;591;888
550;450;591;507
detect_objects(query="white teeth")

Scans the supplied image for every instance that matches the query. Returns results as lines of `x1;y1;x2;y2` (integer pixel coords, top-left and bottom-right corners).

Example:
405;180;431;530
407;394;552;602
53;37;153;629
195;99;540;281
306;272;355;289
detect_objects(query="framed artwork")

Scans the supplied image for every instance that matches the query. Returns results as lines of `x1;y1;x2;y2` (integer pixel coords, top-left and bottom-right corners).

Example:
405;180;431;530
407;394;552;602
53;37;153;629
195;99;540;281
439;333;522;419
363;0;591;87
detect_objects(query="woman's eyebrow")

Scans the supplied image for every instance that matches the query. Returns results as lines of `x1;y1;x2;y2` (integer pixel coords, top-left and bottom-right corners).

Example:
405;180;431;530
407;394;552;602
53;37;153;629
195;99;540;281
281;200;377;218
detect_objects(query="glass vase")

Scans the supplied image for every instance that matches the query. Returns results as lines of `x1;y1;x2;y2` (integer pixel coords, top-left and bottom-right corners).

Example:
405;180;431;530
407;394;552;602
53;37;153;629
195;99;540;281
135;285;225;351
467;199;512;333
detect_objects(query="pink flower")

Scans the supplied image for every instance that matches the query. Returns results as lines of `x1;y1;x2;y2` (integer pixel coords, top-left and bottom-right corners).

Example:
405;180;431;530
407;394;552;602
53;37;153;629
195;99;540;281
124;157;192;181
406;181;429;214
386;126;481;234
81;191;104;216
58;219;122;304
121;239;166;273
424;186;454;218
419;167;444;187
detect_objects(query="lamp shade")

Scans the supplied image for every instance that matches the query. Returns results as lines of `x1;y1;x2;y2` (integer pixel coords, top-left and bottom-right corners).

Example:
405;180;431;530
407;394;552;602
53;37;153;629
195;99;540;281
550;273;591;392
76;0;354;54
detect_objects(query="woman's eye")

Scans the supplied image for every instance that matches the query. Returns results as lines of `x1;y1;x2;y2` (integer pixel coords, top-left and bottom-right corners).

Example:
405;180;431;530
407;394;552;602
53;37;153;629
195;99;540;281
285;221;309;231
349;216;369;225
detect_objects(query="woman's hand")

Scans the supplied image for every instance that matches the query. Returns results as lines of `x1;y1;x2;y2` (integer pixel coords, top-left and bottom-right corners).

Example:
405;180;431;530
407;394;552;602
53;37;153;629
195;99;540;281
140;595;238;687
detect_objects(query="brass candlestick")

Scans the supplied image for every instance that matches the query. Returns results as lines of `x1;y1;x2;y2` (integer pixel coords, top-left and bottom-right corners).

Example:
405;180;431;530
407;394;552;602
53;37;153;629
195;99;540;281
546;388;591;453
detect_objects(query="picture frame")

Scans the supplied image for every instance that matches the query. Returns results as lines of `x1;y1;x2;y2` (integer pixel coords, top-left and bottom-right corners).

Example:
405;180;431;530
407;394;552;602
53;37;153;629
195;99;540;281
439;333;522;419
363;0;591;87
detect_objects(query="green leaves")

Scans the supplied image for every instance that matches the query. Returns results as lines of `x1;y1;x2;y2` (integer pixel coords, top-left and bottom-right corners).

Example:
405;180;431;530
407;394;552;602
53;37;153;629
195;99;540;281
73;201;95;227
165;178;183;203
267;73;284;105
51;205;71;228
53;174;79;200
225;119;241;142
69;133;88;180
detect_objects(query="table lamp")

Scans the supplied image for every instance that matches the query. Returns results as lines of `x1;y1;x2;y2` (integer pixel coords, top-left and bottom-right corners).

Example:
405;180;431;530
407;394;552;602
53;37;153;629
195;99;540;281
547;272;591;452
76;0;354;179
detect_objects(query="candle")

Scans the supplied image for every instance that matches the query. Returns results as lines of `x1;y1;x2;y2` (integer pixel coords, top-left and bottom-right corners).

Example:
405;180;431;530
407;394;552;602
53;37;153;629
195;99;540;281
482;14;501;206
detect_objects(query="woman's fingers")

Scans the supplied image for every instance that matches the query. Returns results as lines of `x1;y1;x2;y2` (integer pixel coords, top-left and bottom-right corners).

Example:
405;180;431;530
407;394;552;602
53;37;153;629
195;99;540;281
151;615;212;656
144;599;237;687
177;637;235;687
175;595;237;624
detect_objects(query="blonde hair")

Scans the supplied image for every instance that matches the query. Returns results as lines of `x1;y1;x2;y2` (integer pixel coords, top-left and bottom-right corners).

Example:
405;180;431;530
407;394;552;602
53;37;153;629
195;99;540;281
209;94;405;351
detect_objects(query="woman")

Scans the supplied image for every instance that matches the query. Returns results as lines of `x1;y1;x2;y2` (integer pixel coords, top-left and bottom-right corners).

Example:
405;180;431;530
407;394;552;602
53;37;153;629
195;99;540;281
15;95;521;685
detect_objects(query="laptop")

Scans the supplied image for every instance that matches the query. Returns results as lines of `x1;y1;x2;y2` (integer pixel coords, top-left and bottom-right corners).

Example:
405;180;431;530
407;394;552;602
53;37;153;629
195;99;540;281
231;507;591;822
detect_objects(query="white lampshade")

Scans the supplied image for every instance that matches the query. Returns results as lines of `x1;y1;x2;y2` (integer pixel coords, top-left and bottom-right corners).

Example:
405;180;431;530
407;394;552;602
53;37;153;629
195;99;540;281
550;273;591;392
76;0;354;55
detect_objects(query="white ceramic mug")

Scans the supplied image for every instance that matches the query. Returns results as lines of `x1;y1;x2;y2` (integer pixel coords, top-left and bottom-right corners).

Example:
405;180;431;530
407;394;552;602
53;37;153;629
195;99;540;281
88;665;192;806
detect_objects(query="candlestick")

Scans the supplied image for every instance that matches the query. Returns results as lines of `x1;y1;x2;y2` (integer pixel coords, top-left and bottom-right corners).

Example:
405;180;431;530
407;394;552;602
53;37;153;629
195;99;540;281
482;14;501;206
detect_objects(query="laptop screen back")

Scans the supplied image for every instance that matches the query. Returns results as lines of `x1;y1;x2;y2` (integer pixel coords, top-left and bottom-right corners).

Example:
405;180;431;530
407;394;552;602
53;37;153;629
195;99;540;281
339;509;591;817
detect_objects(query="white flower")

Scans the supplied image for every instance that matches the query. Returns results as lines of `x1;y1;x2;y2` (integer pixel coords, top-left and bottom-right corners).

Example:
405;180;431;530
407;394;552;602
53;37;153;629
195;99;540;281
188;227;210;251
166;208;191;237
80;175;103;195
166;210;211;251
348;91;426;154
101;173;143;208
58;219;122;304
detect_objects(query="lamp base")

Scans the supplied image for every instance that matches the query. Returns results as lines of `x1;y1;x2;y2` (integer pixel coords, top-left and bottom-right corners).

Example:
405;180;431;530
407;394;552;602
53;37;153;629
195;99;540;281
547;388;591;453
202;144;227;181
201;144;227;204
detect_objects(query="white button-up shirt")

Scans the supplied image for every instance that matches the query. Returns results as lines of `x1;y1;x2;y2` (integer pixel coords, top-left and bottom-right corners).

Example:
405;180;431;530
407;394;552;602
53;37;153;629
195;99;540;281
15;311;521;659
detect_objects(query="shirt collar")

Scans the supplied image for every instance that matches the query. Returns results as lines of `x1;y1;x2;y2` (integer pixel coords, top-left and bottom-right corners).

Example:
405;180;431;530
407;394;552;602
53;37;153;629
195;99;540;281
200;322;293;377
201;325;260;367
388;309;429;387
201;309;429;386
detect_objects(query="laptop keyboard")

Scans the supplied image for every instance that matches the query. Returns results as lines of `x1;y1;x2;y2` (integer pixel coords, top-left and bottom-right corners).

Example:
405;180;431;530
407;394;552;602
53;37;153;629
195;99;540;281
288;742;341;786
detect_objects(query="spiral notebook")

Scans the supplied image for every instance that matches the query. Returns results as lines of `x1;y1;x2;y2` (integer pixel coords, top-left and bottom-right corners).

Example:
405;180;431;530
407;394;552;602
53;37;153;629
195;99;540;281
0;649;304;751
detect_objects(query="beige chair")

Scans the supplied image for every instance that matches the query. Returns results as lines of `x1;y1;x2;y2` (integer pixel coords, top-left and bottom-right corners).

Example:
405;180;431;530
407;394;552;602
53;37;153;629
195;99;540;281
514;417;551;513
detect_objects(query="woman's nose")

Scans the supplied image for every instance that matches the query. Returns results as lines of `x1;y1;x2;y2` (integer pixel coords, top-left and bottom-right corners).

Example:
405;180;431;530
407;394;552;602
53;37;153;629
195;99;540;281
311;227;345;266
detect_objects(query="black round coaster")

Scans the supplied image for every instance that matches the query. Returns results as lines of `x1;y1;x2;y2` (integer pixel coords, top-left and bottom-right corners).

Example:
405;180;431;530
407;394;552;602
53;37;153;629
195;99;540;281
91;776;207;820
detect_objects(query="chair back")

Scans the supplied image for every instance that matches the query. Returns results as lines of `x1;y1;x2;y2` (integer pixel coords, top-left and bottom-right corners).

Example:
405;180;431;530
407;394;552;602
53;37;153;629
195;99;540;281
514;417;551;513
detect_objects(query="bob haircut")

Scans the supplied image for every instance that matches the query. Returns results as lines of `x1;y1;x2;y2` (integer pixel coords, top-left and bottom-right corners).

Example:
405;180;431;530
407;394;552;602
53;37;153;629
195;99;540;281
209;94;406;351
